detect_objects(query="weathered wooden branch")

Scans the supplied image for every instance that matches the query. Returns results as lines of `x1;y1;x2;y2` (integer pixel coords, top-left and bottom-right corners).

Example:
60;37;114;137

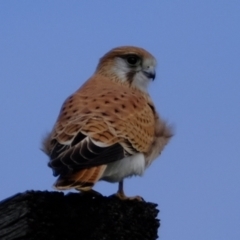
0;191;160;240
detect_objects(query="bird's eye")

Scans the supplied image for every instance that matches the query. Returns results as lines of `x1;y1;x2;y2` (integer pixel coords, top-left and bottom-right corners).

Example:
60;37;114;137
126;55;139;66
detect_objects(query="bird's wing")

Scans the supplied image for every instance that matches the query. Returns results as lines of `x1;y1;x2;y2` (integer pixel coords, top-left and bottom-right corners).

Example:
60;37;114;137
44;77;155;182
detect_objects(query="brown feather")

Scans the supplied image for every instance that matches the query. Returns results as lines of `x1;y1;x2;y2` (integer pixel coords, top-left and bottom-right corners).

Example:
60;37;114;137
54;165;107;191
42;46;172;192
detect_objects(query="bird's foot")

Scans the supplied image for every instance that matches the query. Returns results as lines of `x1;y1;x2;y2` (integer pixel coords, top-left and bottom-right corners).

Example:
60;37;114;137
114;192;144;201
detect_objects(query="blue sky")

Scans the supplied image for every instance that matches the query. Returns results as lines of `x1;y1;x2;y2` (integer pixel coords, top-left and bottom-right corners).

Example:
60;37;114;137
0;1;239;239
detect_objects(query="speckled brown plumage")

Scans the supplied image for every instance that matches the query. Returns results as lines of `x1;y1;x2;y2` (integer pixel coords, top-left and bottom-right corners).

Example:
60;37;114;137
55;76;155;151
42;46;172;197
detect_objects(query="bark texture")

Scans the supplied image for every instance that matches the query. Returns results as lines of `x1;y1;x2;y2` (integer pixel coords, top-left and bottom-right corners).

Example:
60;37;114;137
0;191;160;240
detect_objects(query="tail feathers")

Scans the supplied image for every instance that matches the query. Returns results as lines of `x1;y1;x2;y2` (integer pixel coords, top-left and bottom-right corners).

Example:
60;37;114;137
54;165;107;191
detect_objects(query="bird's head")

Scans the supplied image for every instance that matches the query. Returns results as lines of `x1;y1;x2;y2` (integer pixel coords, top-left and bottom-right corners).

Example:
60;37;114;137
95;46;157;92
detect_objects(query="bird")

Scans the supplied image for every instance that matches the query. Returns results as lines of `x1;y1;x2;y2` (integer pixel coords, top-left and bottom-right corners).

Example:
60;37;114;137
42;46;172;200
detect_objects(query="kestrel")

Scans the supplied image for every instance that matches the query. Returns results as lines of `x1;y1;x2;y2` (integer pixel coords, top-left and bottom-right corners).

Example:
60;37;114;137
42;46;172;200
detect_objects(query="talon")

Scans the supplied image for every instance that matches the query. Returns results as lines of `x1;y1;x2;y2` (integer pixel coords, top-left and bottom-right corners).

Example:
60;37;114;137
114;180;145;201
115;192;144;201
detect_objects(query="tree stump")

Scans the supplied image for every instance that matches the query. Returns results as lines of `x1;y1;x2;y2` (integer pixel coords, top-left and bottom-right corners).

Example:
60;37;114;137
0;191;160;240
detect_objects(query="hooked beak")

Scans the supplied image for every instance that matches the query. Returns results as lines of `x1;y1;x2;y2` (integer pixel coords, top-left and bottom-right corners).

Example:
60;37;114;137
142;66;156;80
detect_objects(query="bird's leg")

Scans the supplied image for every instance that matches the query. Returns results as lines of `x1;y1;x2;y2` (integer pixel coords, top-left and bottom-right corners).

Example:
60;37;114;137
115;180;126;199
115;180;144;201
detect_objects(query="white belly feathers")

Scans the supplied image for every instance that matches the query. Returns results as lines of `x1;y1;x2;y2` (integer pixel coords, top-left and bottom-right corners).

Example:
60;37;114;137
101;153;145;182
